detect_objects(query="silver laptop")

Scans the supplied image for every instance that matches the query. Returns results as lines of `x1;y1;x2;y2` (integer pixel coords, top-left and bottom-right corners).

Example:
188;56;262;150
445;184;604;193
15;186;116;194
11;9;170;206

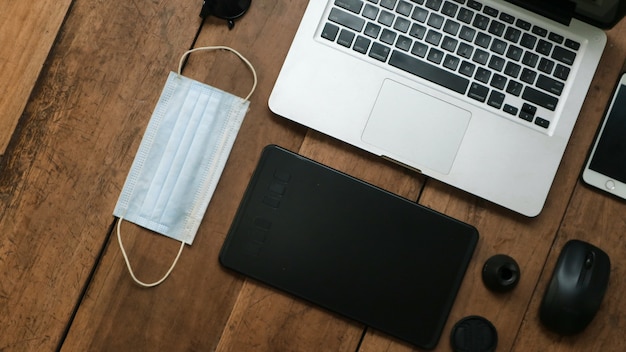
269;0;623;216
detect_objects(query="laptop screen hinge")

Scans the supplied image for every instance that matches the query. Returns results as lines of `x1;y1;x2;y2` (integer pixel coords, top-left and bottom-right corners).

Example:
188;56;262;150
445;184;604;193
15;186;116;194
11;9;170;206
505;0;576;26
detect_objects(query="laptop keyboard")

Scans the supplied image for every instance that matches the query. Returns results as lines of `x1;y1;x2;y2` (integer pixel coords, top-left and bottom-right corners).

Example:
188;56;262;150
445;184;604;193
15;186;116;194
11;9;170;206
320;0;581;130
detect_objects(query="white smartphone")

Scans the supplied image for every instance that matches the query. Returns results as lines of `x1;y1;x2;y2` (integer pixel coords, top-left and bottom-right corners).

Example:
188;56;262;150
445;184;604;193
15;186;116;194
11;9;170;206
582;72;626;200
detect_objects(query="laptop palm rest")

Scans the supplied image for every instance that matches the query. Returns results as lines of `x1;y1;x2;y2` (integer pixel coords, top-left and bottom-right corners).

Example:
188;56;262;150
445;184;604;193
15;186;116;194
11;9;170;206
220;145;479;349
362;80;471;174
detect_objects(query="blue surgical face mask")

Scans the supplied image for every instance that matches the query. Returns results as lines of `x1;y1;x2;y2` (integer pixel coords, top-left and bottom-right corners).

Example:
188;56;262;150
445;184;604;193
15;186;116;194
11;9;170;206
113;46;257;287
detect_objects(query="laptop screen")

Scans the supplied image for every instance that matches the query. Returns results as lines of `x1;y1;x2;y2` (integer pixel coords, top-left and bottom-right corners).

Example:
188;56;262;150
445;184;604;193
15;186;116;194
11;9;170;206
573;0;626;27
508;0;626;28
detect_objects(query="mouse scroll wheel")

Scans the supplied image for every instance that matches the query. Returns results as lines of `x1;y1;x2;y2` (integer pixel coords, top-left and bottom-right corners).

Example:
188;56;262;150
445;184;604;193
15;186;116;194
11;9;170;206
584;252;595;269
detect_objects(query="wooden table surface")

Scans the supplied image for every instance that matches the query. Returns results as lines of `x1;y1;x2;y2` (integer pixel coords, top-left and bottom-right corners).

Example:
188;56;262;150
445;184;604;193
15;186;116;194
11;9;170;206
1;1;625;351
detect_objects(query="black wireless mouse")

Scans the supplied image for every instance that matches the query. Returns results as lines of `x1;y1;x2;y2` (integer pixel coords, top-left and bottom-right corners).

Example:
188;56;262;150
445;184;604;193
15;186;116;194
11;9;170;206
540;240;611;335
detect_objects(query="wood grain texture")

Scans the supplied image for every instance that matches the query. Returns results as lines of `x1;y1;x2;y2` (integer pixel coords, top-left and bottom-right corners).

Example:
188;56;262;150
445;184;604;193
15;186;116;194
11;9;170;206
0;0;71;155
2;0;626;351
0;0;200;350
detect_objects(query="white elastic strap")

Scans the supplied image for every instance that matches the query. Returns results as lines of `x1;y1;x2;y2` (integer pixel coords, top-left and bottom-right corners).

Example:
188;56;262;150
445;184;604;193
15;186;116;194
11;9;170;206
116;217;185;288
178;46;258;101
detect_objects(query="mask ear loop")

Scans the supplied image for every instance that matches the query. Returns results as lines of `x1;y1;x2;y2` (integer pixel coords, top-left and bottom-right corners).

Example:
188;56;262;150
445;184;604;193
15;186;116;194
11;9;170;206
116;217;185;287
116;46;256;287
177;46;258;101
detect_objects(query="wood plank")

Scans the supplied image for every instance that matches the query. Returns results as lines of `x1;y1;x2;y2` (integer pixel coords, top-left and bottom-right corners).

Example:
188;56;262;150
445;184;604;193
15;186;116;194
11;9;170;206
0;1;201;351
59;1;310;350
0;0;71;154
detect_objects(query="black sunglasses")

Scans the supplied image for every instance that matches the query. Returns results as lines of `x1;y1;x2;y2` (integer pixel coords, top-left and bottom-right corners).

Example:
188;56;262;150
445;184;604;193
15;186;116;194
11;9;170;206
200;0;252;30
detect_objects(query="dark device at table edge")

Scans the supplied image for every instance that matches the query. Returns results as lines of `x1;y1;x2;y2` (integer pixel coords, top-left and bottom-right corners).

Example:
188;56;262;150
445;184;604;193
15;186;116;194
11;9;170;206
220;145;479;349
540;240;610;335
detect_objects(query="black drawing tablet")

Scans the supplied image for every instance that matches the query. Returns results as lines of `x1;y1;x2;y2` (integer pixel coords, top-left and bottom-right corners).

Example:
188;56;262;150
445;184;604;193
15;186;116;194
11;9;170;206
220;145;479;349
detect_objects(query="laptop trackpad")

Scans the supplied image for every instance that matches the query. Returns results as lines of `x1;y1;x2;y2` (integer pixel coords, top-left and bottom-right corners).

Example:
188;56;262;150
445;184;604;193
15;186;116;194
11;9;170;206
362;80;471;174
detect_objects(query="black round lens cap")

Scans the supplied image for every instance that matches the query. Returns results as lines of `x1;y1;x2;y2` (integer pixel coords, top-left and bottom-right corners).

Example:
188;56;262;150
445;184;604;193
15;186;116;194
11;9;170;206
451;315;498;352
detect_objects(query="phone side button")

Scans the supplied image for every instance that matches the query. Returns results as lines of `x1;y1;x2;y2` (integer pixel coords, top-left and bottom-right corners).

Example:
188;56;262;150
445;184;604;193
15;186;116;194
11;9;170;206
606;180;616;190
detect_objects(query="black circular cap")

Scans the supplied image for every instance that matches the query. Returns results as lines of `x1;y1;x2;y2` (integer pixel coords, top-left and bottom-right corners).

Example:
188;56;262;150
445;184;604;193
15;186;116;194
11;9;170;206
482;254;520;292
451;316;498;352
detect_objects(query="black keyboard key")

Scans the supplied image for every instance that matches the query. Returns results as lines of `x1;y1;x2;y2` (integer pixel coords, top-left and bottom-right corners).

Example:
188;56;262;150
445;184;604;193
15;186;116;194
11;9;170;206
336;0;365;14
537;39;552;56
522;52;539;68
472;48;489;65
459;25;476;41
519;103;536;121
381;28;397;44
504;104;518;115
394;17;411;32
506;45;523;61
459;60;476;77
520;33;537;49
369;42;391;61
442;1;459;17
552;46;576;65
409;23;427;39
490;73;507;90
506;80;523;96
536;74;564;95
504;27;521;43
426;0;443;10
428;13;445;28
515;18;531;31
381;0;397;9
467;0;482;10
443;54;461;70
483;6;499;17
329;8;366;32
444;19;461;35
338;29;356;47
442;36;459;51
396;35;413;51
475;67;491;83
488;55;505;71
532;25;547;37
504;62;521;78
488;20;506;36
363;4;380;19
488;90;505;108
354;36;372;53
412;7;429;22
473;14;490;30
554;64;570;80
457;42;473;58
425;29;443;45
411;41;429;57
499;12;515;24
457;8;474;23
475;32;491;48
564;39;580;51
538;57;555;74
322;23;340;41
365;22;382;38
389;50;470;94
379;10;396;26
468;82;489;102
428;48;445;64
396;1;413;16
535;117;550;128
490;38;507;55
548;32;564;44
523;86;558;110
520;68;536;84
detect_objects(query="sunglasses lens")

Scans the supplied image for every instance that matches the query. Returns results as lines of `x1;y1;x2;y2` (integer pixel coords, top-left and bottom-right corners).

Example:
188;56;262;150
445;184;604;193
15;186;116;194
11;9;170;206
202;0;251;20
